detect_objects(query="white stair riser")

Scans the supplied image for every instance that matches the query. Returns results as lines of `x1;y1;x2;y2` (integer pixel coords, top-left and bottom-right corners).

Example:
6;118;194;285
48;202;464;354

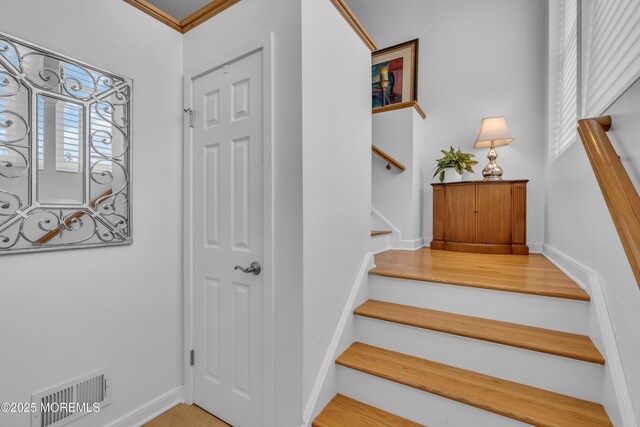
370;235;391;253
369;275;589;334
338;366;528;427
355;316;604;402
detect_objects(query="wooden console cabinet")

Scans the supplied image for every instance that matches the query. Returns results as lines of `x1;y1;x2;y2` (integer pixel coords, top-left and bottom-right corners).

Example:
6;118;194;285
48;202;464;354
431;180;529;255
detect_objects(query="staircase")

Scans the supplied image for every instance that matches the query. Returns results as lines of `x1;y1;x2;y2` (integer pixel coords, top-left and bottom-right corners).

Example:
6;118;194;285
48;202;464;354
313;248;614;426
370;230;392;253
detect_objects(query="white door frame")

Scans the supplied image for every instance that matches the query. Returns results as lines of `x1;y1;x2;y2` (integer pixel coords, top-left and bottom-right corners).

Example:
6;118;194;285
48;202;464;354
182;32;275;427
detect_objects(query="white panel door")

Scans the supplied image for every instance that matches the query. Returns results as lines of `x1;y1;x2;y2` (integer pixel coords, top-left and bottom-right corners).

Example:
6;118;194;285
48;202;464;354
192;49;263;427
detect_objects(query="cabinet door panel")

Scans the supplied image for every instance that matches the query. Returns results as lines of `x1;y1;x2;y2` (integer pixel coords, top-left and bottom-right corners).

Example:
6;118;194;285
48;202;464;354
445;185;476;243
477;184;512;244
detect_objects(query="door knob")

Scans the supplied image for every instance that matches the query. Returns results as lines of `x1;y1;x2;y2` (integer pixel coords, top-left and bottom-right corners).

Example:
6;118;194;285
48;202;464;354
234;261;262;275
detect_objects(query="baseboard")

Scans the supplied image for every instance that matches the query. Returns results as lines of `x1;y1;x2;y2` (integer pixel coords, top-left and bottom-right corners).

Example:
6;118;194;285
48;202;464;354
390;237;424;250
422;240;542;253
370;207;401;236
528;242;543;254
110;386;184;427
543;245;592;291
371;207;424;251
543;244;638;427
301;253;374;427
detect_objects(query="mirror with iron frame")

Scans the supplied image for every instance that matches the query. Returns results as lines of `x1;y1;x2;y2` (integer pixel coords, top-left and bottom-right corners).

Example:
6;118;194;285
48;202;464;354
0;32;132;254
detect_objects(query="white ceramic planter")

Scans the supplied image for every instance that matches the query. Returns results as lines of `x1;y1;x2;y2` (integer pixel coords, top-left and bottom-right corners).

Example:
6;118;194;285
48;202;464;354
443;168;464;183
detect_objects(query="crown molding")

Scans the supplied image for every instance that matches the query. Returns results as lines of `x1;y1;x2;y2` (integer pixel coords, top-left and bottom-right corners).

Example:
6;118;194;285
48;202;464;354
123;0;241;34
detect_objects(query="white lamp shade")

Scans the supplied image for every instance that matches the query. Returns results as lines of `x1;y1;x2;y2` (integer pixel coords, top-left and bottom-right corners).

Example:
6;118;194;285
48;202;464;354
473;116;514;148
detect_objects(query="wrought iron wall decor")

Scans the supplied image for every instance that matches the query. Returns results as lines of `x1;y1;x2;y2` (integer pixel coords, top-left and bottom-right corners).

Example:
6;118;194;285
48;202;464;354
0;32;132;254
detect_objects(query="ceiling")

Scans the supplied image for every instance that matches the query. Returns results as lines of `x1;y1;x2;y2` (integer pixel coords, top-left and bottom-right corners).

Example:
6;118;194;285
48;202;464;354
145;0;213;21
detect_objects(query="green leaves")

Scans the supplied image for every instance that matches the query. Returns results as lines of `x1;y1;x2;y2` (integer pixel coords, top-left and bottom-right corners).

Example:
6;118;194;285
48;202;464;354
433;146;479;183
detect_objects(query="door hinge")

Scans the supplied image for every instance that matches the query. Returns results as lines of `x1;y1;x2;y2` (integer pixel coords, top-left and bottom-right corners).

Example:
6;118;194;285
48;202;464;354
190;349;195;366
184;108;194;128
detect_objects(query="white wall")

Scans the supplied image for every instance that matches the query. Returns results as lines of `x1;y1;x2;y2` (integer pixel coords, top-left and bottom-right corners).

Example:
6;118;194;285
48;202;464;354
372;108;424;244
0;1;184;426
183;1;304;425
348;0;548;249
545;77;640;420
301;0;372;405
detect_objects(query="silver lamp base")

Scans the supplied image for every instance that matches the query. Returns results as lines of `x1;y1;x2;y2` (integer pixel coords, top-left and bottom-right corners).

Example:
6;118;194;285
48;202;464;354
482;146;504;180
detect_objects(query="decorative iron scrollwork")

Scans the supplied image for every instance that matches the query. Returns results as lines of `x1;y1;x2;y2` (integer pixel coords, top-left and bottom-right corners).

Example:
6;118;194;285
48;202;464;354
0;32;132;254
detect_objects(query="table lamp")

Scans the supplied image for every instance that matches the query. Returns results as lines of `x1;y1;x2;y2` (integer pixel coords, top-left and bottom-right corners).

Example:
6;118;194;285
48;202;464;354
473;116;514;180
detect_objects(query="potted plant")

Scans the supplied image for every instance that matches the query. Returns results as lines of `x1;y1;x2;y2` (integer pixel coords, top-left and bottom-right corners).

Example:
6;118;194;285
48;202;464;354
434;146;478;183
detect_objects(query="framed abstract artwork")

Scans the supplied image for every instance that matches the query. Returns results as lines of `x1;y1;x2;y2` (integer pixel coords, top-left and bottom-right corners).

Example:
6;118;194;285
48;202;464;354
372;39;419;110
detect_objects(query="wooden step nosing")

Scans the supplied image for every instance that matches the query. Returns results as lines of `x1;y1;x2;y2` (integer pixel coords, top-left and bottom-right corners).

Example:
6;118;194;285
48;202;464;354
369;270;592;301
336;344;611;427
336;358;548;426
354;303;605;365
313;393;424;427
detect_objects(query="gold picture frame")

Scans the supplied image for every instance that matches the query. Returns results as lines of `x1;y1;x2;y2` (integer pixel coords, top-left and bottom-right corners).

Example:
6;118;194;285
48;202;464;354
372;39;419;112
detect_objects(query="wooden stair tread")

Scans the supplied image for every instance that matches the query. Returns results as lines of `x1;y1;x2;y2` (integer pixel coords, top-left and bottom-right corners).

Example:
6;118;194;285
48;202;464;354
370;248;591;301
371;230;392;237
354;300;604;364
336;343;612;427
313;394;423;427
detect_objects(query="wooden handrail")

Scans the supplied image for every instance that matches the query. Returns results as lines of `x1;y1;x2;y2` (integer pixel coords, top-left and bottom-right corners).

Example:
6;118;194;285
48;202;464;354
578;116;640;289
372;145;405;172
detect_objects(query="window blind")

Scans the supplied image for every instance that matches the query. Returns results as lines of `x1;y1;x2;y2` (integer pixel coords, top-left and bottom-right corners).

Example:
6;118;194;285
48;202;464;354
3;54;116;174
37;96;44;170
54;100;82;173
583;0;640;116
64;63;116;174
54;64;113;173
54;64;90;173
549;0;578;162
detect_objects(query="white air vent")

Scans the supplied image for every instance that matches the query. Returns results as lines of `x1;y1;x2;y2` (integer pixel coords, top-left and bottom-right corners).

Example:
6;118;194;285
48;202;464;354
31;369;111;427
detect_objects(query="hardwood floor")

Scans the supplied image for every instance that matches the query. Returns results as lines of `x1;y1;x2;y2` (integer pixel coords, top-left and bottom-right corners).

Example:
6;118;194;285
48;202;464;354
144;404;231;427
370;248;591;301
371;230;392;237
337;343;612;427
355;299;604;364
